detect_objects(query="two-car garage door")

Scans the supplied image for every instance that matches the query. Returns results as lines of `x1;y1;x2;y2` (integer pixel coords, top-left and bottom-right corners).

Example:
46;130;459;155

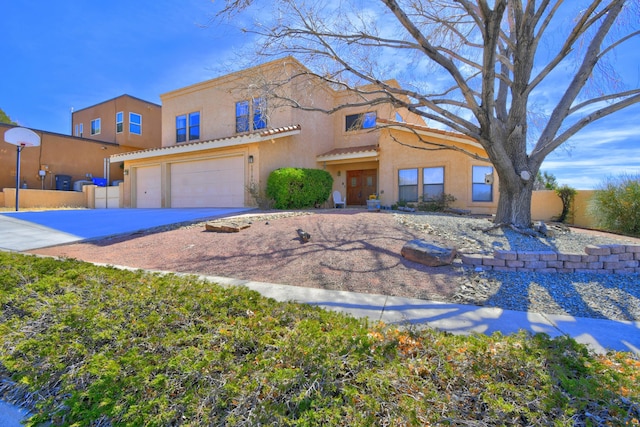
135;156;245;208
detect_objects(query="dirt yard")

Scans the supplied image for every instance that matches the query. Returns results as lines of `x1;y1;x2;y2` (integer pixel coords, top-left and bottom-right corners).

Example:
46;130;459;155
30;210;464;301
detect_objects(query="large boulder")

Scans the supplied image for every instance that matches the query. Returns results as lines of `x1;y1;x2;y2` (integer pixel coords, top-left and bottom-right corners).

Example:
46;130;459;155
401;239;457;267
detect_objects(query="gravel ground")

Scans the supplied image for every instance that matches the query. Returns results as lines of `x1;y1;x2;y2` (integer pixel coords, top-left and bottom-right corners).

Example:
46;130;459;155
399;213;640;322
30;210;640;322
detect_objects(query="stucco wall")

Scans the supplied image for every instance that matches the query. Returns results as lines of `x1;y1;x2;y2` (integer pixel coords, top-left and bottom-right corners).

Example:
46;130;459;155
160;59;311;148
531;190;596;228
2;188;87;209
377;128;498;213
1;123;132;191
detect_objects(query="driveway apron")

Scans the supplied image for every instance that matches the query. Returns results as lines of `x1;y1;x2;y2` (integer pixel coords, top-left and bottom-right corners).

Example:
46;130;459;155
0;208;251;251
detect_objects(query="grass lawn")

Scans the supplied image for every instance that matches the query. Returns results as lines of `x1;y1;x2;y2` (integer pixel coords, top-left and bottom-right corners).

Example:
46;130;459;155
0;251;638;426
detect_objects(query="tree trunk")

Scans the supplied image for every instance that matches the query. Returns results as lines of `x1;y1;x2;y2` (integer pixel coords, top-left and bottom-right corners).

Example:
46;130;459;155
494;180;533;229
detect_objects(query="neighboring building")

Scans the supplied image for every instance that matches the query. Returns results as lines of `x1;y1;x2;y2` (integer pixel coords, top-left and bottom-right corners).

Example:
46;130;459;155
71;94;162;150
0;123;134;191
111;57;497;213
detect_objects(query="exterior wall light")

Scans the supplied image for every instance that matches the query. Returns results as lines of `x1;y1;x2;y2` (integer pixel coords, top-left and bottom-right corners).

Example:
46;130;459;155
248;155;254;164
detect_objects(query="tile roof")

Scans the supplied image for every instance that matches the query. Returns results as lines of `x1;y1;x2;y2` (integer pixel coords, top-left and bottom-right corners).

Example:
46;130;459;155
317;144;379;158
110;125;301;162
376;119;481;147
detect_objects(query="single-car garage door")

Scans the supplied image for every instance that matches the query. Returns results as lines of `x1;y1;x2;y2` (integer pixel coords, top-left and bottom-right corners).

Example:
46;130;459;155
170;156;245;207
135;165;162;208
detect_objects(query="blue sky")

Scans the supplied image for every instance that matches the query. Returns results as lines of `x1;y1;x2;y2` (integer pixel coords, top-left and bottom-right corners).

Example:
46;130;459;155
2;1;639;189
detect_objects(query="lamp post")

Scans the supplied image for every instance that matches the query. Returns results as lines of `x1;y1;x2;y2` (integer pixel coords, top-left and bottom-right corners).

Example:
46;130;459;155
4;127;41;211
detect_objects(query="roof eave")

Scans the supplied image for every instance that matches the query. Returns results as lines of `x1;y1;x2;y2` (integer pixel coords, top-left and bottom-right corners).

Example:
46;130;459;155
111;126;301;162
316;150;378;163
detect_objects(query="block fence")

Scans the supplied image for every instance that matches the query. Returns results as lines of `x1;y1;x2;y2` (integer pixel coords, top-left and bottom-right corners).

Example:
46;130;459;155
460;244;640;274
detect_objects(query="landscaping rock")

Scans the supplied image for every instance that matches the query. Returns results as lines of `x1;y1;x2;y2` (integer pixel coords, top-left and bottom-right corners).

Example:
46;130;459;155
205;222;251;233
401;239;457;267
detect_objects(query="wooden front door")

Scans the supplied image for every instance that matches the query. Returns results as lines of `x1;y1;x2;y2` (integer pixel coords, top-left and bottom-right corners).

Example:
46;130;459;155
346;169;377;205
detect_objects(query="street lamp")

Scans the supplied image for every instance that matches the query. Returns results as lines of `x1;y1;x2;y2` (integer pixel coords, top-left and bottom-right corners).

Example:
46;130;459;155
4;127;41;211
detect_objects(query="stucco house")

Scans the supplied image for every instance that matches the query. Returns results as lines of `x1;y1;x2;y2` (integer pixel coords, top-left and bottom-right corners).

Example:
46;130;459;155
111;57;497;213
71;94;162;151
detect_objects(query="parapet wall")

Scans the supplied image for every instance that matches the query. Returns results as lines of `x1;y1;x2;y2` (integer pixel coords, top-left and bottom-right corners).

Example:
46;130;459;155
460;244;640;274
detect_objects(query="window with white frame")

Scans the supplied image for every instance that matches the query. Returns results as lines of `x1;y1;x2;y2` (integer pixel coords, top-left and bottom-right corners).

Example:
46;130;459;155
423;167;444;201
236;98;266;133
116;112;123;133
79;123;83;137
345;111;376;131
129;112;141;135
472;165;494;202
398;168;418;202
90;118;101;135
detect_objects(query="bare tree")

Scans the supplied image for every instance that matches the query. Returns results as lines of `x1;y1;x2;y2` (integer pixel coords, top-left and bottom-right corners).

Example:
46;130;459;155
217;0;640;229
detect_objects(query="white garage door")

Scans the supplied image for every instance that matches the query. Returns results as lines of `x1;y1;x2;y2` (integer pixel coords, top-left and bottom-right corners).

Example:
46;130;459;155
170;156;245;207
135;165;162;208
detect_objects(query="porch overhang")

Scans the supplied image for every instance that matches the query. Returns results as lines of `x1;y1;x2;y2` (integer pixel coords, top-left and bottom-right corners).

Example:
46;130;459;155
110;125;301;162
377;119;483;150
316;144;379;165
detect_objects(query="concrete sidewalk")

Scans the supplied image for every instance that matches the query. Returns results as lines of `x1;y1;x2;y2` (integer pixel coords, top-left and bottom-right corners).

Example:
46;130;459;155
198;274;639;356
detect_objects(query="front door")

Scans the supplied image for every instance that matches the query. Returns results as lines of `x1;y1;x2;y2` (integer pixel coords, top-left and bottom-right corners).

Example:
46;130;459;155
346;169;377;205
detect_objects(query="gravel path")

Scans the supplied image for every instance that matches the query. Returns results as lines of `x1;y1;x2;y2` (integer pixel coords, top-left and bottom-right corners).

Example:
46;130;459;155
30;210;640;322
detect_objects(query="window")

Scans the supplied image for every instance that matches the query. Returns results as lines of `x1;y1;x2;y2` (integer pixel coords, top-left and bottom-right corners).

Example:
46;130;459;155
345;111;376;131
74;124;79;136
252;98;266;130
188;112;200;140
79;123;83;137
129;112;141;135
116;112;123;133
236;101;249;133
176;115;187;143
176;112;200;143
398;168;418;202
236;98;266;133
90;118;101;135
423;167;444;200
472;165;494;202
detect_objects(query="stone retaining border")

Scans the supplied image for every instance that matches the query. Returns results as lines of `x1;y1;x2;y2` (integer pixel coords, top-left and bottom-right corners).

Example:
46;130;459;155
459;244;640;274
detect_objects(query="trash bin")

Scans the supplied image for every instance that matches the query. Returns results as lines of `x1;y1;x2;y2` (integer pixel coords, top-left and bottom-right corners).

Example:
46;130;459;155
55;175;72;191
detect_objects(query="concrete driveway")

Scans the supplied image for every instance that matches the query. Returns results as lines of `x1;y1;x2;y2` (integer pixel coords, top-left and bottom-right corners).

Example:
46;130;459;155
0;208;251;251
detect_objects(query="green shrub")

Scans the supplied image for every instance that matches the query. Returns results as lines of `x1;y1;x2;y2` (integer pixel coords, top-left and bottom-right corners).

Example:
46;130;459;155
266;168;333;209
590;174;640;236
555;185;577;223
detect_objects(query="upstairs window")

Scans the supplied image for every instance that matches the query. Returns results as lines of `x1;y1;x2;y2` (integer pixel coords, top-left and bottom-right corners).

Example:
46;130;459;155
472;165;494;202
176;115;187;143
345;111;376;131
129;112;142;135
176;111;200;143
236;98;267;133
116;112;123;133
252;98;266;130
188;112;200;141
91;118;101;135
423;167;445;201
